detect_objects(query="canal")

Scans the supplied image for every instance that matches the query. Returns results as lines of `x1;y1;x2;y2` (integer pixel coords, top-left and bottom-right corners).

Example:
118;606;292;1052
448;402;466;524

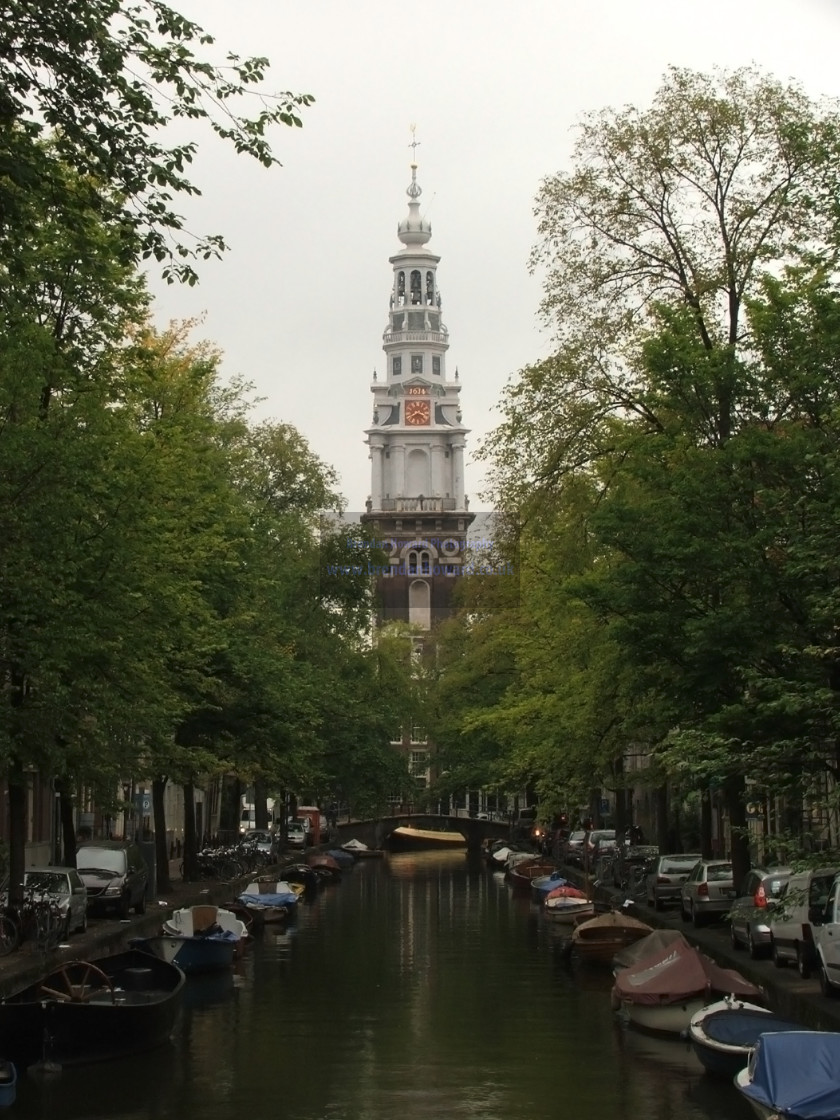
12;850;755;1120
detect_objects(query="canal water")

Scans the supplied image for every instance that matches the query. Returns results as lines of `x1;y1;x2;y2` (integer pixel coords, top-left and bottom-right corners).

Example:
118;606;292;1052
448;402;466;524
12;851;755;1120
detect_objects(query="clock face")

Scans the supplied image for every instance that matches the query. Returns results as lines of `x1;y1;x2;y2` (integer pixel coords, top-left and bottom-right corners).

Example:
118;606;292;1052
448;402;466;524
405;400;431;426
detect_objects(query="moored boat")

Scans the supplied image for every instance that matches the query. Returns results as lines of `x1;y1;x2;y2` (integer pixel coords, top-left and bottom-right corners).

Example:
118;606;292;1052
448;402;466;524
544;885;595;921
735;1030;840;1120
237;881;302;922
132;903;248;973
388;825;466;850
0;1061;15;1109
341;839;385;858
506;860;557;891
611;931;762;1036
531;870;570;902
326;848;356;868
0;948;185;1069
687;997;806;1079
571;910;653;965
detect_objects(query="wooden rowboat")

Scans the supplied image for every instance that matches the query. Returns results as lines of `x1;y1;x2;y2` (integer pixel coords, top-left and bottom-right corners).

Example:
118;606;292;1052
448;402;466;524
570;910;653;965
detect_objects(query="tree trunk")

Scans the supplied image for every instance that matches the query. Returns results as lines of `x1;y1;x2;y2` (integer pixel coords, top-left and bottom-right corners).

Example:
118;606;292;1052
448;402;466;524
152;777;171;893
57;780;77;867
726;774;750;890
255;776;268;832
182;780;198;881
700;786;713;860
7;758;26;909
654;785;669;851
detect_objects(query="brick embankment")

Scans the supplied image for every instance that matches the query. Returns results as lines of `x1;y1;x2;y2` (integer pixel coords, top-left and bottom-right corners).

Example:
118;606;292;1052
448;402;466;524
0;854;300;999
561;864;840;1033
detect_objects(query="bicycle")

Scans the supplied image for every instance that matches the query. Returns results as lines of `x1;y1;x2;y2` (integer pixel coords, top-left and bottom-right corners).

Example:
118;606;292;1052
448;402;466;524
0;886;64;955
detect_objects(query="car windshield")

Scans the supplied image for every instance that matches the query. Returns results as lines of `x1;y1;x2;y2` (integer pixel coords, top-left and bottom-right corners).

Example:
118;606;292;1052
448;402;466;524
568;832;585;843
76;847;126;873
661;858;698;873
25;871;65;892
707;863;733;881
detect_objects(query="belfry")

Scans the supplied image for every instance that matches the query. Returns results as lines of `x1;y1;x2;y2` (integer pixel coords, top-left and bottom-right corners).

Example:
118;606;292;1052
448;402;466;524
362;147;474;630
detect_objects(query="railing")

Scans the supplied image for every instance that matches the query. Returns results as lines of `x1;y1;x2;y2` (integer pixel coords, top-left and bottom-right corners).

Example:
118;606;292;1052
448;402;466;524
382;330;447;345
378;497;459;512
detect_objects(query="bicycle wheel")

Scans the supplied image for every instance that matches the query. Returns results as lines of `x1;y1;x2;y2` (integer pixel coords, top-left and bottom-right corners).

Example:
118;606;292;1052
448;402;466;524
0;913;19;956
35;907;58;952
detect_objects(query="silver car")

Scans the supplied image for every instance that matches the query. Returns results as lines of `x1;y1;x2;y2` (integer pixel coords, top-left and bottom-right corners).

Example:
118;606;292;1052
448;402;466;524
644;853;701;910
680;859;735;926
24;867;88;938
729;867;791;958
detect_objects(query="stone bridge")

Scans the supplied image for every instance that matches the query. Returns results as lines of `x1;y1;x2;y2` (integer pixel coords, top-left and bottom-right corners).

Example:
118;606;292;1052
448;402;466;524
336;813;510;852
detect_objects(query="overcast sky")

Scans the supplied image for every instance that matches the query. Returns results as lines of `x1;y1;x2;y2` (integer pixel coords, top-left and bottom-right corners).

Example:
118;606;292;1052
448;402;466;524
147;0;840;511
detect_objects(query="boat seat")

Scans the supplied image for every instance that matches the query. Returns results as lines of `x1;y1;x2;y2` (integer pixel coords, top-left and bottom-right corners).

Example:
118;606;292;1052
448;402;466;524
190;905;219;934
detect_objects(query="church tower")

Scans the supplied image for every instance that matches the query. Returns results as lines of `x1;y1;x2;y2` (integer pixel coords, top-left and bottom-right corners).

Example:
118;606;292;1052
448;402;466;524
362;150;474;630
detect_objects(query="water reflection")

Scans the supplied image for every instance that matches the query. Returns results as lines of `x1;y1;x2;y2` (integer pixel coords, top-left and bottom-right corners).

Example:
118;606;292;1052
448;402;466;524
9;850;761;1120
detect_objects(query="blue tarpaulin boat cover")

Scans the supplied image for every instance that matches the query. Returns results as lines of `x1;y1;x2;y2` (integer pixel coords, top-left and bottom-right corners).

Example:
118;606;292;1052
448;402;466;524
702;1008;804;1048
740;1030;840;1119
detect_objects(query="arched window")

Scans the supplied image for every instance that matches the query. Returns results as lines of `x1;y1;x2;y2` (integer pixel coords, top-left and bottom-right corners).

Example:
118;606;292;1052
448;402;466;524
409;580;431;630
408;550;418;575
410;270;422;304
426;271;434;305
420;551;430;575
397;272;405;306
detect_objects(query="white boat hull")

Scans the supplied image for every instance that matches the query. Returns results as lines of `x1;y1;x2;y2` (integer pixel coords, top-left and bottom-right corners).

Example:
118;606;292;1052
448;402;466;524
621;997;707;1036
734;1068;776;1120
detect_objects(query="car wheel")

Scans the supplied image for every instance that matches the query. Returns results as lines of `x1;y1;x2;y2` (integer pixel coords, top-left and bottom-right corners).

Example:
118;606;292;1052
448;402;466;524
819;959;836;998
691;903;704;928
77;912;87;934
730;922;741;949
771;937;785;969
118;895;130;920
134;892;146;916
796;943;811;980
653;895;664;912
680;900;690;922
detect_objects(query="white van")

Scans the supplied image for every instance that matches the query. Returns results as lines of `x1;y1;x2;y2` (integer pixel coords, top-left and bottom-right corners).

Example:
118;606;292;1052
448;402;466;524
769;865;839;978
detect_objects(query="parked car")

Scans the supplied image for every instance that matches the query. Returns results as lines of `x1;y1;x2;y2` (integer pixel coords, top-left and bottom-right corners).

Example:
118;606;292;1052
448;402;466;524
680;859;735;926
584;829;616;867
243;829;277;860
810;872;840;994
76;840;149;919
644;853;701;910
286;822;308;849
563;830;587;867
20;867;87;938
770;865;840;978
729;867;792;958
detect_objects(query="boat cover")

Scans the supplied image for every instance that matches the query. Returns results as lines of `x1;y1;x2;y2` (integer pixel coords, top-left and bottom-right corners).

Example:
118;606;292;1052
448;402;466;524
612;932;762;1006
698;1008;804;1048
572;911;652;941
739;1031;840;1119
613;928;691;971
531;872;570;896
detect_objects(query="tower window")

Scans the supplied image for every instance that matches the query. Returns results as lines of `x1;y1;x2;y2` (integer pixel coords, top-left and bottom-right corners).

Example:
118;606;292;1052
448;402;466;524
392;356;402;375
411;355;423;373
410;270;422;304
426;271;434;305
433;356;441;375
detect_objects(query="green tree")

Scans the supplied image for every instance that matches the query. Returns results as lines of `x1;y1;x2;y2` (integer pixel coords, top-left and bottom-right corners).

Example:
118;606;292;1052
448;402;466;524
0;1;314;282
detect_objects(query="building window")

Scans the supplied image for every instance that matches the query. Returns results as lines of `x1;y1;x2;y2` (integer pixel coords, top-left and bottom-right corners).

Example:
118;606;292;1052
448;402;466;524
411;354;423;373
392;356;402;376
420;551;430;575
410;727;427;744
408;550;418;574
432;356;441;375
410;269;422;304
